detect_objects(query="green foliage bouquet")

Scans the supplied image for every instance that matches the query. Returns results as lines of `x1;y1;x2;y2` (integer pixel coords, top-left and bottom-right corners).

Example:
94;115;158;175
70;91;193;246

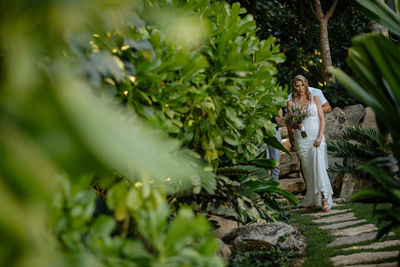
284;103;310;138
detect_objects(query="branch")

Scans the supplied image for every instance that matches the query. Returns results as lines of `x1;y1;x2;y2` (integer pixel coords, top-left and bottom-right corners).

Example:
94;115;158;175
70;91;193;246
309;0;318;18
314;0;324;21
325;0;339;20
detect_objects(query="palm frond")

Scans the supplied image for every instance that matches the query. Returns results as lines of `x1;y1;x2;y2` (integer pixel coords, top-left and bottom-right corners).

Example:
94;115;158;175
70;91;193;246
328;139;382;160
340;126;387;152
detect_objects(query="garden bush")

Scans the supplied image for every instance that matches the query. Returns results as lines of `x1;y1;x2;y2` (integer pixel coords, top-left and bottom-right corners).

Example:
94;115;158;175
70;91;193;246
90;0;288;165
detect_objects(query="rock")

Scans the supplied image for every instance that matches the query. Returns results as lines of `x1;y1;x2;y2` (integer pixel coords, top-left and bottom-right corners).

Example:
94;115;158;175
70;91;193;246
208;215;242;239
216;239;232;262
319;219;367;230
281;138;292;151
222;222;306;254
342;239;400;251
343;104;365;126
305;209;352;218
327;155;343;183
343;263;398;267
312;212;356;224
285;171;302;178
330;224;378;236
280;161;301;176
279;151;298;165
330;251;399;266
332;172;374;201
327;232;394;247
324;107;349;143
361;106;378;129
279;178;305;194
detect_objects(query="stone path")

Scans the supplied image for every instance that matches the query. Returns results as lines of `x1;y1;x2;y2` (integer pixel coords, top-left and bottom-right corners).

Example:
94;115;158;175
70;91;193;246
302;208;400;266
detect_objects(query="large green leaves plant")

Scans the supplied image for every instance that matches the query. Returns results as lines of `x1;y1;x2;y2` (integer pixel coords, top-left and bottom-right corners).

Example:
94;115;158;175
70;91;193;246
0;1;222;266
90;0;288;165
328;126;388;175
53;177;224;267
174;164;298;224
330;0;400;240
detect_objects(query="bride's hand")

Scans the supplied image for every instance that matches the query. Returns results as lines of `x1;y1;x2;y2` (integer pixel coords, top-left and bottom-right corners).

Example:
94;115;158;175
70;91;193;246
314;137;322;147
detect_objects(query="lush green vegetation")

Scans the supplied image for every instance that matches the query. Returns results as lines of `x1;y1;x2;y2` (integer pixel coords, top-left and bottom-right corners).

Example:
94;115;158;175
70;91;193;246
0;0;292;266
2;0;400;266
328;126;388;177
253;0;368;97
293;203;400;267
90;0;287;165
332;0;400;241
228;246;298;267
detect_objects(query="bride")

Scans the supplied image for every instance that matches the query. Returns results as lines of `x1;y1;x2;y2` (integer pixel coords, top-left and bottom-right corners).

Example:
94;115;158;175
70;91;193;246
287;75;333;211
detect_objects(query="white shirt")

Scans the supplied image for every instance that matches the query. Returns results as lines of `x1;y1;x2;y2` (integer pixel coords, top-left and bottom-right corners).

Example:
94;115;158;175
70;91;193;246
288;87;327;105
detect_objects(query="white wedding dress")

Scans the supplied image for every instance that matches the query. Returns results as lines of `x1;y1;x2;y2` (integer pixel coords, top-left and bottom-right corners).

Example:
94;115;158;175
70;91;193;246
293;97;333;208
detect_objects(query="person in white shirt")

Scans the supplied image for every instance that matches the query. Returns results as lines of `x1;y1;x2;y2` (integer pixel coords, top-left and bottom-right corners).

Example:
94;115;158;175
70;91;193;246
288;87;332;114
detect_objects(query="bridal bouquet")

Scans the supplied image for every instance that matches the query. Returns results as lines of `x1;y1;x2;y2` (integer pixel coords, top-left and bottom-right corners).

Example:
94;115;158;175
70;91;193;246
284;103;310;138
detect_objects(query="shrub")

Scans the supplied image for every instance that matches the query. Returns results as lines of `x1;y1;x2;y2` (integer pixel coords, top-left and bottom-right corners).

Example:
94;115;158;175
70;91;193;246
228;246;298;267
90;0;287;165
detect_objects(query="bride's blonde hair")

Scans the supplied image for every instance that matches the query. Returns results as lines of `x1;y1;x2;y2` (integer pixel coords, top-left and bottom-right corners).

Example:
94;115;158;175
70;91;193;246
292;75;311;101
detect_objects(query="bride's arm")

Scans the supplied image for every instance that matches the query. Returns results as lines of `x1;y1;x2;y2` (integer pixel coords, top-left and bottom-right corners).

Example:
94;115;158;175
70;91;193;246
314;96;325;147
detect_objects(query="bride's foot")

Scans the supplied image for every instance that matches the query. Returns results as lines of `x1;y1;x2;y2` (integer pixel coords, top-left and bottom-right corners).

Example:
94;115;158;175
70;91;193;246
322;199;331;212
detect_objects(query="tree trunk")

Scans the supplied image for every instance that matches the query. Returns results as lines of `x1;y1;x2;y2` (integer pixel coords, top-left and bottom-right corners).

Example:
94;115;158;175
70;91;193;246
314;0;339;83
319;19;335;82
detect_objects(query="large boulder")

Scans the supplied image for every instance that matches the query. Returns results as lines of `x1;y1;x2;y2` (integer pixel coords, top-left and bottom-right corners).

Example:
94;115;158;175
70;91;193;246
324;107;349;142
208;215;242;239
216;239;232;262
361;106;378;130
222;222;306;255
327;156;343;183
332;172;374;201
343;104;365;126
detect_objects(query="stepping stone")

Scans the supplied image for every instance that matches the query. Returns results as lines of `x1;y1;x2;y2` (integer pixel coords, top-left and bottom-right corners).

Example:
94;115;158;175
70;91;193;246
342;239;400;251
330;224;378;236
327;232;395;247
313;212;356;224
280;161;301;176
319;219;367;230
330;251;399;266
305;209;352;218
342;262;398;267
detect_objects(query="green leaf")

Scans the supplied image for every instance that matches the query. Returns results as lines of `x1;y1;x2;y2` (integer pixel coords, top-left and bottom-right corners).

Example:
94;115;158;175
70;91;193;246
91;215;116;238
352;0;400;36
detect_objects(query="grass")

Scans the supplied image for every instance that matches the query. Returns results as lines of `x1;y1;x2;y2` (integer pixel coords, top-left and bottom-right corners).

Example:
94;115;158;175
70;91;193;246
291;202;400;267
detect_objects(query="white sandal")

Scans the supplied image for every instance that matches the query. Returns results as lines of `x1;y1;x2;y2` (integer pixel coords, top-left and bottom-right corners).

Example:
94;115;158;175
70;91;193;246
322;199;331;212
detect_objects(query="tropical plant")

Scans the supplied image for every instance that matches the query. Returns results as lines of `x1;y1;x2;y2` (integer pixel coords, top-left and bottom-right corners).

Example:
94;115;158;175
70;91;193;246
228;245;298;267
0;1;225;266
173;163;298;224
330;0;400;243
53;177;224;267
90;0;288;165
328;126;388;176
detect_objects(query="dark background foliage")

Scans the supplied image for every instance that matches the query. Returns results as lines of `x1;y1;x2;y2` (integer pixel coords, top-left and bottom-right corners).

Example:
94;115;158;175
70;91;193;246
225;0;369;107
